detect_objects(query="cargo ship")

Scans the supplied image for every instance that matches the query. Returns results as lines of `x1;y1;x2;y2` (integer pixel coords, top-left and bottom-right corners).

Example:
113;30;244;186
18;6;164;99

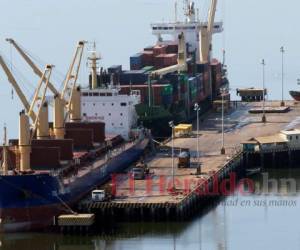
0;43;150;232
84;0;229;138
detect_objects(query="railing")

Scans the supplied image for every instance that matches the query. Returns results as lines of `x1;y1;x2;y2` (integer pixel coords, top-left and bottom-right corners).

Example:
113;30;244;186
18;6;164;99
178;150;243;207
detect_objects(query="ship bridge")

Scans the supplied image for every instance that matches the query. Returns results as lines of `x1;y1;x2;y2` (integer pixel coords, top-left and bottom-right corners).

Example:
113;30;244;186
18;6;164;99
151;21;223;57
151;21;223;35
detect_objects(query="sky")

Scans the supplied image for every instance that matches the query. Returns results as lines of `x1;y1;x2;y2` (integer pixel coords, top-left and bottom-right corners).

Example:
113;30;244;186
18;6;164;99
0;0;300;138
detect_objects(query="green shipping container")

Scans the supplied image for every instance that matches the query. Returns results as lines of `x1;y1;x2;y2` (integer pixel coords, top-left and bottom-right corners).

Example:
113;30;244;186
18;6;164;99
162;84;173;95
142;66;155;72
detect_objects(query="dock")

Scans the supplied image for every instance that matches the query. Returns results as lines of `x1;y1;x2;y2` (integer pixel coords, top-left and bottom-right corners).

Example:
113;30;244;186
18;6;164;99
57;214;95;233
79;101;300;221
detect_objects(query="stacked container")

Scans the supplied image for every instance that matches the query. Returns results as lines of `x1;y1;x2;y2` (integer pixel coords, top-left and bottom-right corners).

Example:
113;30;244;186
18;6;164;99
154;54;177;69
142;51;154;66
130;53;144;70
188;77;197;102
108;65;122;74
166;43;178;54
119;70;148;85
120;84;173;106
153;45;167;56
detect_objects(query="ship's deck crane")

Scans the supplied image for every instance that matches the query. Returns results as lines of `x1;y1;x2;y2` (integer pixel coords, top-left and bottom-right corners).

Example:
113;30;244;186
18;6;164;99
145;32;188;108
0;55;53;139
6;39;86;139
150;32;187;77
199;0;218;63
18;65;52;172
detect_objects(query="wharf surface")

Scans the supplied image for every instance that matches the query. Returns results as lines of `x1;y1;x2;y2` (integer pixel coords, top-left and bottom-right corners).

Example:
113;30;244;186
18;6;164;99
79;101;300;220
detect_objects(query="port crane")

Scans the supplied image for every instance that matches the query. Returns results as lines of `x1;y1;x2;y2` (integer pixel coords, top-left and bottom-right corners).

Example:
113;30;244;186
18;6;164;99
0;55;53;139
199;0;218;63
6;39;86;139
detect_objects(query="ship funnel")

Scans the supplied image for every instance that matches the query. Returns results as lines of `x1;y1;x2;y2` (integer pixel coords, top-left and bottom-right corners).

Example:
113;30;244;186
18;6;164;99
19;110;31;172
70;86;81;122
53;96;65;139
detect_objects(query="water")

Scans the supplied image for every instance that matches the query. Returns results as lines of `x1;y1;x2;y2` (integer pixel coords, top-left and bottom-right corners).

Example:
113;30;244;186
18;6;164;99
2;1;300;249
2;169;300;250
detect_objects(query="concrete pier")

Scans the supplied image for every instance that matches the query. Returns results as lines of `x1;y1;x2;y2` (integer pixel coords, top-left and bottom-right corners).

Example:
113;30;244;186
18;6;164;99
79;101;300;222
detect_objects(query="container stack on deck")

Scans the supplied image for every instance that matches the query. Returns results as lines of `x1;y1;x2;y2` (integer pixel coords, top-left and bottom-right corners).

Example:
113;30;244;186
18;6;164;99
89;40;228;137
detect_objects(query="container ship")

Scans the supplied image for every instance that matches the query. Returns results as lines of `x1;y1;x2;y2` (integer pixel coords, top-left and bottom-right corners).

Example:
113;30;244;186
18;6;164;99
83;0;229;138
0;41;150;232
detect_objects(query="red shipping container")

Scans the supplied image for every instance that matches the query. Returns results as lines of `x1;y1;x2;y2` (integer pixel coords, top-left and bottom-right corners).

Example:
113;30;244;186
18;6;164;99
154;54;177;69
143;51;154;66
153;45;167;56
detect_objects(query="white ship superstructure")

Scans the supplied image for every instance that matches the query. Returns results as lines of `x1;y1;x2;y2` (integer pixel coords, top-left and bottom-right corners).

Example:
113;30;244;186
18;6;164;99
81;44;141;140
81;87;140;140
151;0;222;61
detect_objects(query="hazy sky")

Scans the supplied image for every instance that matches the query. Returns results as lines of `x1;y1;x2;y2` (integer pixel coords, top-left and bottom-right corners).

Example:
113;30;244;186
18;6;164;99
0;0;299;137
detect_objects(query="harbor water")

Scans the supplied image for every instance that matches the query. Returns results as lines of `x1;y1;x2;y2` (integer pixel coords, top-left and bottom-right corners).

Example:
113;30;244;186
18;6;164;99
2;169;300;250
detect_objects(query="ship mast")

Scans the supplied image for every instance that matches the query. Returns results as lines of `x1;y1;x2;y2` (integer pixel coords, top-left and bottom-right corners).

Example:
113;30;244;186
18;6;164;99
2;124;8;175
184;0;196;23
88;42;101;90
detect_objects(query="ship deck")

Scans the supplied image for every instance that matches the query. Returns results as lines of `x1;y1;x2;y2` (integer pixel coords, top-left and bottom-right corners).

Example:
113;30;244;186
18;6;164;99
83;101;300;206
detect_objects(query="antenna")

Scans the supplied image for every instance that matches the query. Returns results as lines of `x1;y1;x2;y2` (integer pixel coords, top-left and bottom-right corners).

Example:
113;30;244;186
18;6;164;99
175;1;178;22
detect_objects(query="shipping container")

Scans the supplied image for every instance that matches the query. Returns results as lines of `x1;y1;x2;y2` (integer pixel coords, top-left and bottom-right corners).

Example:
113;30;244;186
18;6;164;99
196;63;209;74
119;70;148;85
143;51;154;66
130;53;144;70
153;45;167;56
108;65;122;74
120;84;173;106
144;45;154;51
166;43;178;54
142;66;155;72
154;54;177;69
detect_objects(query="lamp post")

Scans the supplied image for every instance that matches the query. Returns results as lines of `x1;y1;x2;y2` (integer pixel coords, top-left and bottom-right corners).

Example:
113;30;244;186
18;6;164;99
220;88;227;155
261;59;266;123
194;103;201;163
169;121;175;190
280;46;285;107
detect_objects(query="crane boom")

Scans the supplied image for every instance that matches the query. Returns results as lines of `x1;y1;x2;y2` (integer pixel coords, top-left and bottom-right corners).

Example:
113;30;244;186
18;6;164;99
61;41;85;98
30;65;53;140
61;41;86;121
150;32;187;77
199;0;218;62
6;39;59;96
207;0;218;44
0;55;33;120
